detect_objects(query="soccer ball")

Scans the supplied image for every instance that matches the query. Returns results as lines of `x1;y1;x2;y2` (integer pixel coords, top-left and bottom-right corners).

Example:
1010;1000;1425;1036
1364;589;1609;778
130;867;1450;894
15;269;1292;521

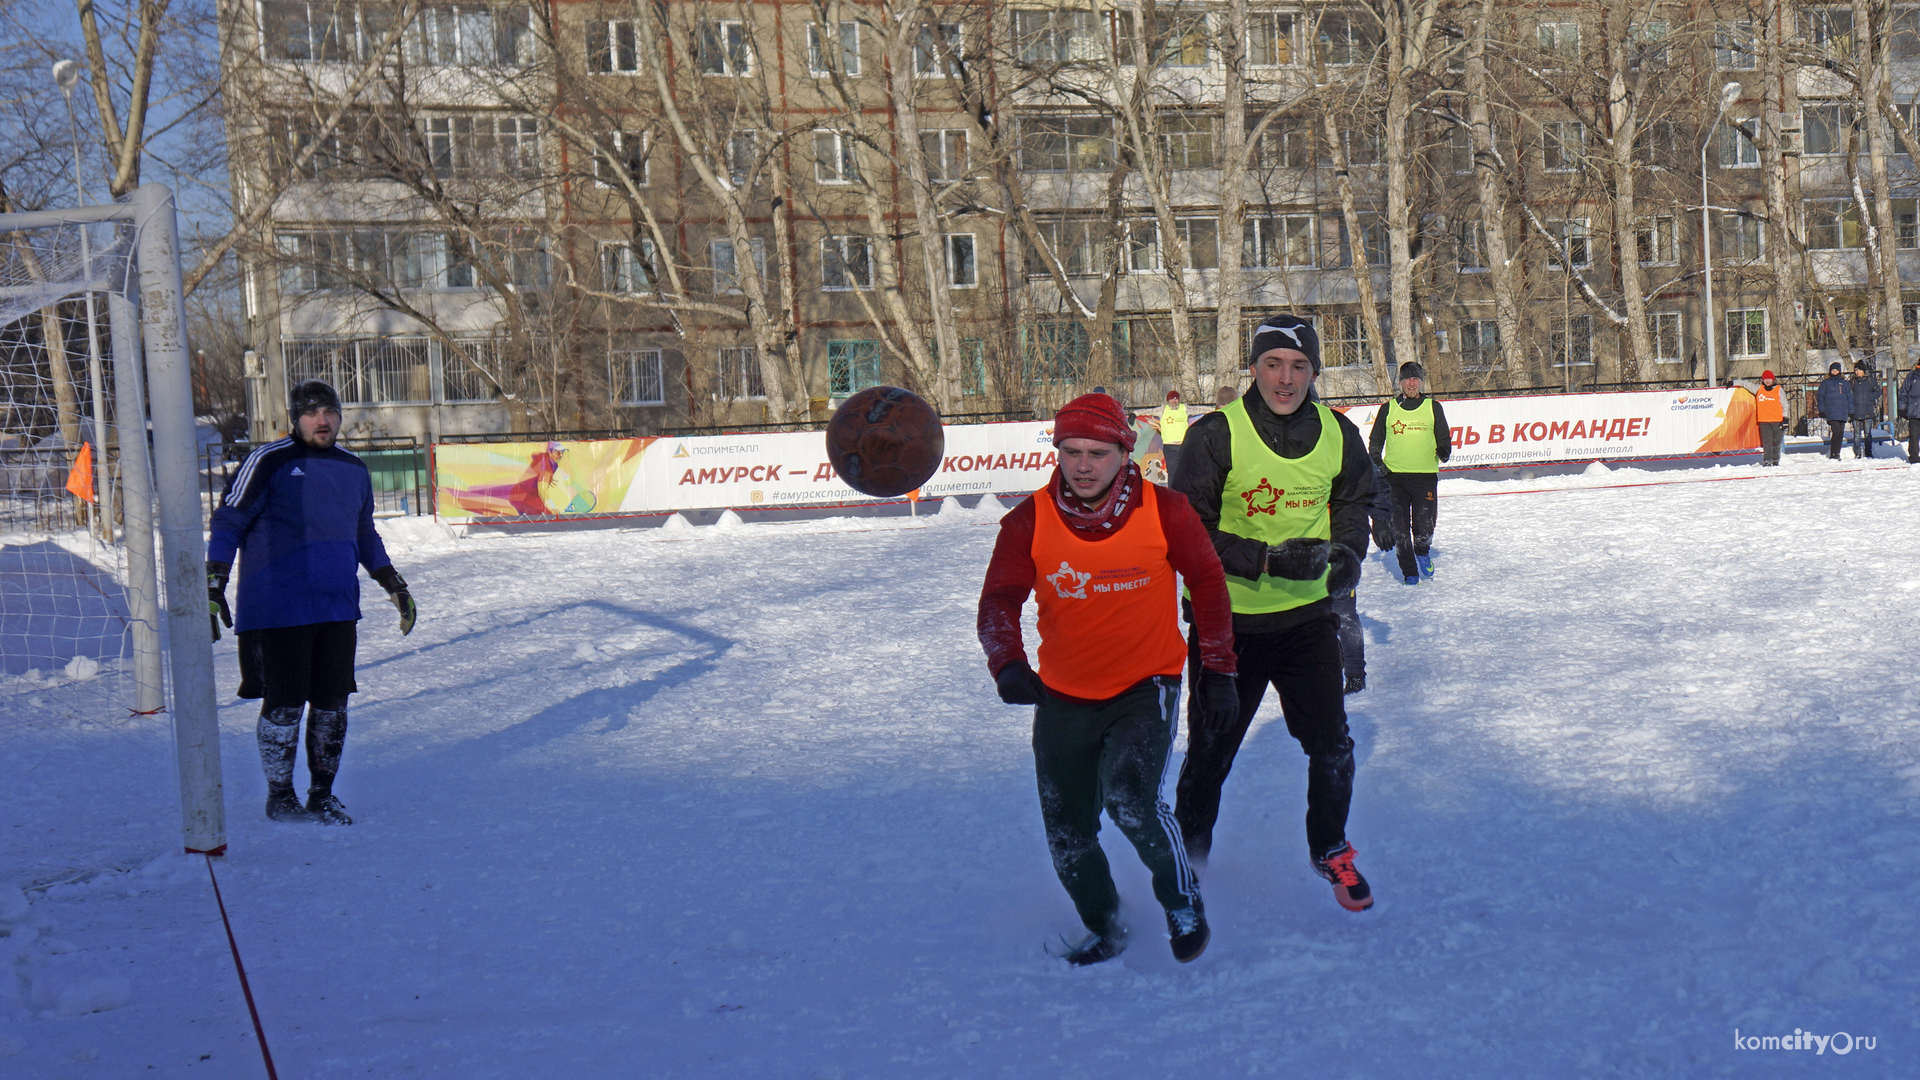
825;387;945;498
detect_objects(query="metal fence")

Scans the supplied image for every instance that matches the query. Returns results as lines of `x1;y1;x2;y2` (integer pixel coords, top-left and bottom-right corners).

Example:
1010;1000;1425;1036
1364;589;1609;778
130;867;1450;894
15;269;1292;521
204;437;427;517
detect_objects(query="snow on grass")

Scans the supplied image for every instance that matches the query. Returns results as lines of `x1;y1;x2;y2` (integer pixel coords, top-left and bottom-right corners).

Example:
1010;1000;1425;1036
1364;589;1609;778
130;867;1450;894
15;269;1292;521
2;459;1917;1077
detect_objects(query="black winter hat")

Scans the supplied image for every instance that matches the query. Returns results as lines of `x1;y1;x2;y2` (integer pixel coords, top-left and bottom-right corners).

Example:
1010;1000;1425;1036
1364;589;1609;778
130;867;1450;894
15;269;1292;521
1248;315;1320;373
1829;361;1843;373
289;379;343;416
1398;362;1425;382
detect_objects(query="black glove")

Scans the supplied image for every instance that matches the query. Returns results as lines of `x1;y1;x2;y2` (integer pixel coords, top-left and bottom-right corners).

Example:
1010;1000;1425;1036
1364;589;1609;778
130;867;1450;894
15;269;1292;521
1196;669;1239;733
207;560;232;641
1372;525;1394;552
1327;543;1362;597
371;565;417;636
1266;538;1330;580
994;660;1048;705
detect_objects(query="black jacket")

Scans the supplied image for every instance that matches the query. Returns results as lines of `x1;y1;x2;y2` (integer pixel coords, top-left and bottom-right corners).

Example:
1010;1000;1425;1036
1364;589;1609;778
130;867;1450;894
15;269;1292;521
1171;386;1375;634
1901;369;1920;417
1849;372;1882;419
1366;395;1453;470
1816;374;1851;421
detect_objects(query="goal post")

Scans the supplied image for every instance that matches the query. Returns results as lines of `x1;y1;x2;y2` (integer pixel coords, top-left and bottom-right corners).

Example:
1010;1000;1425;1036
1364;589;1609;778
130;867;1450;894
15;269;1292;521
0;183;223;854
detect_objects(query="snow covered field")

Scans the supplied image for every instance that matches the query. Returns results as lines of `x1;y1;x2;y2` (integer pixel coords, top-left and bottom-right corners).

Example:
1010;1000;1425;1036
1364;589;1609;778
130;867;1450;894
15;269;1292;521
4;453;1918;1078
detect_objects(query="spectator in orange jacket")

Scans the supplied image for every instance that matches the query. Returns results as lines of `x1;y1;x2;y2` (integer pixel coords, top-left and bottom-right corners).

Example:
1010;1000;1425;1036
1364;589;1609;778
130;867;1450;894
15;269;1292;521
1755;370;1785;466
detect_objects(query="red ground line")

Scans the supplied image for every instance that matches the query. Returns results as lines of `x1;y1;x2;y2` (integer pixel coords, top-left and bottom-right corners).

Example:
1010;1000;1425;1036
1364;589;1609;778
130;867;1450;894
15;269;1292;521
1449;463;1910;499
204;854;281;1080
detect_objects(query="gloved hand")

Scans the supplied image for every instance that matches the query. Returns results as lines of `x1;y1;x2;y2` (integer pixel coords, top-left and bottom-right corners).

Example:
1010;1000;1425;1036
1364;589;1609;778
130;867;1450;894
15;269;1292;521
207;560;232;641
371;565;417;636
1327;543;1362;596
1196;669;1239;733
1266;538;1330;580
1371;523;1394;552
994;659;1049;705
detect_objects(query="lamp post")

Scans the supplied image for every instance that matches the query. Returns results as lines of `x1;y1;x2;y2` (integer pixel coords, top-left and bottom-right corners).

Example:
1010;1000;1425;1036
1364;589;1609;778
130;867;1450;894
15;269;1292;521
1700;81;1742;388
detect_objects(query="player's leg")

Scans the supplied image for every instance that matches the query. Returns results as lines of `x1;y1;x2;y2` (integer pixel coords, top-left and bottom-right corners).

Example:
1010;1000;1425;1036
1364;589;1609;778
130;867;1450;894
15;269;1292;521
249;625;317;822
1032;695;1125;946
1269;614;1372;910
1099;677;1208;961
1330;589;1365;692
1408;474;1439;572
1387;474;1419;580
1174;629;1266;862
303;621;360;825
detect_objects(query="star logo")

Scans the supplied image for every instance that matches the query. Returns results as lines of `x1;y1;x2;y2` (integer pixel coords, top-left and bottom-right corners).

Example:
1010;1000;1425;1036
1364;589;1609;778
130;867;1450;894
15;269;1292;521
1239;478;1285;516
1046;560;1091;599
1391;420;1408;436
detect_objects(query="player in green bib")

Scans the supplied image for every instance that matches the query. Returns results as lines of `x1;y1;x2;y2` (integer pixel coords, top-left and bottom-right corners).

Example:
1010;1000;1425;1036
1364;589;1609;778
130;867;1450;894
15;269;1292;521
1168;314;1378;912
1367;361;1452;584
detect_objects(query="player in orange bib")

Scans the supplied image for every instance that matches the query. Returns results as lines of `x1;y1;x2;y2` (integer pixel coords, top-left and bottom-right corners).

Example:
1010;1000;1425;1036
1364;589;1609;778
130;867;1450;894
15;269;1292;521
978;393;1240;966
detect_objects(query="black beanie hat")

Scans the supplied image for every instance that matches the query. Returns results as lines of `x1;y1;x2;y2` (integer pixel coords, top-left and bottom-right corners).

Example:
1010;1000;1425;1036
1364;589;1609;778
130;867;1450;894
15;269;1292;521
1248;315;1320;373
1398;361;1425;382
289;379;343;416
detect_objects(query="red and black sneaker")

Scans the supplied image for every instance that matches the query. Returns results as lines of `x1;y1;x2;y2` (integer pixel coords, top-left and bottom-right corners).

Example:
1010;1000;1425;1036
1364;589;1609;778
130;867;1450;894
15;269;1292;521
1313;842;1373;912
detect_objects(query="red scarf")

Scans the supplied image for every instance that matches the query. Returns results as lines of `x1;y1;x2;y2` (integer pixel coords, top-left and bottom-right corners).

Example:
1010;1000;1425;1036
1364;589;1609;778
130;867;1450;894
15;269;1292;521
1050;460;1140;535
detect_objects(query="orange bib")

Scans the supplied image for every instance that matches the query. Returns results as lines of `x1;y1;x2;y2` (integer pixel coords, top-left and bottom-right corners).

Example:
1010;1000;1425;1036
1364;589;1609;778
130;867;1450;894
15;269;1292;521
1031;482;1188;700
1756;385;1784;423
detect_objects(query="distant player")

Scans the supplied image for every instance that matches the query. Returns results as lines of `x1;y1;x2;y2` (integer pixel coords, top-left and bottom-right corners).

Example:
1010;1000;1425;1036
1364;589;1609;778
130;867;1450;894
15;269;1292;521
208;380;417;825
1169;315;1375;912
1368;361;1452;585
978;393;1239;965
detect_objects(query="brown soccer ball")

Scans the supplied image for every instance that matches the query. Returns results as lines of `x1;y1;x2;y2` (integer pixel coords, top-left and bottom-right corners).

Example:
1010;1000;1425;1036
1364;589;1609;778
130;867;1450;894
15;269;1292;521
825;387;945;498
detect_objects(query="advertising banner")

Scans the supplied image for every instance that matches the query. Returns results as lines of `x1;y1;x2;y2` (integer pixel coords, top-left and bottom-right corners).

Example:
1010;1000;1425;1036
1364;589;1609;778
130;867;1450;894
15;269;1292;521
1340;386;1760;470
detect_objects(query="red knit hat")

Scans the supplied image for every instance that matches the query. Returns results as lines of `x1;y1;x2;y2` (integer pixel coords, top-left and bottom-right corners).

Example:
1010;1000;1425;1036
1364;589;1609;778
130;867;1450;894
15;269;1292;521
1166;390;1180;400
1053;393;1136;451
1761;369;1775;380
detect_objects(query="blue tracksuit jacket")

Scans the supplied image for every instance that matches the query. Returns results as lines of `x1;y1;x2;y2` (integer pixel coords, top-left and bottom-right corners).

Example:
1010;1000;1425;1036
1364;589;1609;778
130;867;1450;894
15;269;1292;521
207;438;392;633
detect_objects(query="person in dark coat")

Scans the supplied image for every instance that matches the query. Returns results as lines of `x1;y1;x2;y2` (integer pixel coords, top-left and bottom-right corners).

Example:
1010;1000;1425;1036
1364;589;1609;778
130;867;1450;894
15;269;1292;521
1816;362;1851;460
1367;362;1452;584
1849;360;1883;459
208;380;417;825
1900;358;1920;464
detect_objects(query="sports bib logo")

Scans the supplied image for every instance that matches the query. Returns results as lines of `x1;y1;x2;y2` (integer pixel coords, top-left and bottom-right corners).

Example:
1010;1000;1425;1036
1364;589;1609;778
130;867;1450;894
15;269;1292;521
1240;478;1285;517
1046;560;1091;599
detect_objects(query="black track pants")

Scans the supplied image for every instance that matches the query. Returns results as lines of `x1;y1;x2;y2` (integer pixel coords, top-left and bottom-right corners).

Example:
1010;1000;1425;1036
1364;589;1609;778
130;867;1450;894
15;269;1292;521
241;621;357;793
1176;615;1354;861
1386;471;1439;580
1331;590;1364;678
1033;677;1199;938
1758;421;1783;465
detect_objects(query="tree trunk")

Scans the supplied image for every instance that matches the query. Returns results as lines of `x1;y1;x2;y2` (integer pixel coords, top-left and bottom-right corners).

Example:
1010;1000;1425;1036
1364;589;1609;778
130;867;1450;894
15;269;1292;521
1464;0;1521;375
1860;0;1910;372
1215;0;1250;390
1605;0;1654;386
1322;110;1389;386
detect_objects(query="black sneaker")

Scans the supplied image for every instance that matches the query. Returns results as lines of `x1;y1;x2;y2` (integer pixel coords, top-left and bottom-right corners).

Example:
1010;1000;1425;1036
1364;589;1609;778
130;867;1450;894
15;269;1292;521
1313;842;1374;912
1167;904;1209;963
1051;925;1127;967
306;791;353;826
266;783;315;823
1343;673;1366;695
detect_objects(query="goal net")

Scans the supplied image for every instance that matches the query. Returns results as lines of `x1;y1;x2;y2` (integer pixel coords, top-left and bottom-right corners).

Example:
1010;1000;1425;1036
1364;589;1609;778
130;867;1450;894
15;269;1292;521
0;186;224;853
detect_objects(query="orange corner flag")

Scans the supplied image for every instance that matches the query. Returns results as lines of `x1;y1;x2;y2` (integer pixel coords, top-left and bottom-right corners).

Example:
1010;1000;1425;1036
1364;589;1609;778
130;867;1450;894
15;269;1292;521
65;441;97;502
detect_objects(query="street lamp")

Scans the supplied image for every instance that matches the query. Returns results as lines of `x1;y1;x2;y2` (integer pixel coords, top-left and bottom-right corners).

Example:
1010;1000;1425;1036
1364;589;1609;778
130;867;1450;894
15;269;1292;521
1700;80;1743;388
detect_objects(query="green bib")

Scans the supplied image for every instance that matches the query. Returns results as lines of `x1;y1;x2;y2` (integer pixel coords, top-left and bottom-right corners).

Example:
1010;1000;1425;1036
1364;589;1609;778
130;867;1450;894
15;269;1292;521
1381;396;1438;474
1217;398;1343;614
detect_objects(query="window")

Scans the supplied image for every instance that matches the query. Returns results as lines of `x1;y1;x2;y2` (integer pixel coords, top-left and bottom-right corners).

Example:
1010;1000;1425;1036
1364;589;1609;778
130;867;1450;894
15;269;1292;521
1636;215;1675;264
1458;319;1500;370
711;237;765;294
1316;13;1376;66
1803;103;1854;156
1254;119;1315;168
1897;198;1919;248
1806;8;1854;62
717;346;763;398
913;22;962;76
1715;22;1755;70
1245;216;1316;268
1446;125;1473;174
1157;12;1209;66
1026;320;1090;381
728;130;758;186
814;130;860;183
1649;312;1682;363
284;337;432;404
1717;117;1758;168
808;20;860;76
276;229;472;291
1457;221;1487;271
1249;12;1295;66
1805;200;1862;249
1896;7;1920;60
587;19;640;73
1722;213;1764;261
594;131;648;187
1023;116;1113;171
1176;217;1219;269
600;239;657;294
1548;218;1590;269
921;129;968;181
495;228;549;288
821;235;873;290
944;234;977;287
262;2;533;65
698;20;751;75
1013;9;1100;64
1549;314;1593;367
960;337;986;396
1635;120;1678;165
1631;19;1670;69
409;4;536;66
422;115;541;178
1158;115;1214;169
441;338;501;402
1726;309;1767;357
1126;220;1160;271
611;348;664;405
1345;127;1383;166
827;340;884;396
1322;314;1370;368
1353;219;1388;267
1537;22;1580;62
1028;218;1110;277
1542;121;1585;172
